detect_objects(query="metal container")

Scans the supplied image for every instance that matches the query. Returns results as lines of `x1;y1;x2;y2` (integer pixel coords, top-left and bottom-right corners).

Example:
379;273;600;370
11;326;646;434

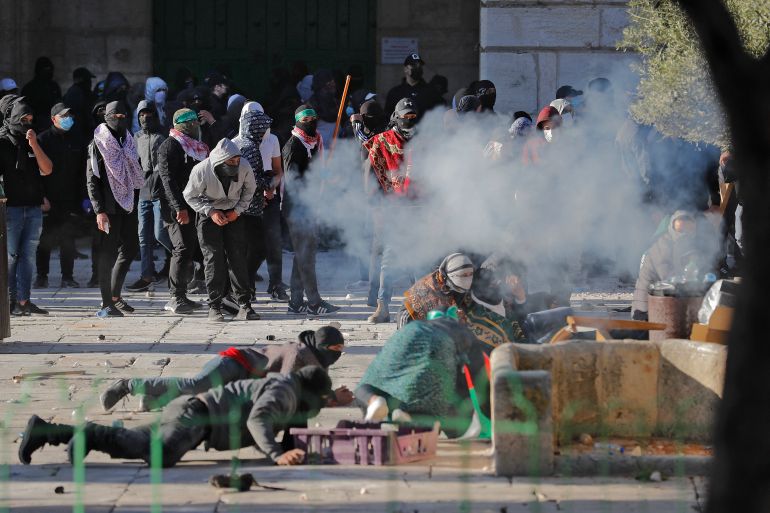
648;294;703;341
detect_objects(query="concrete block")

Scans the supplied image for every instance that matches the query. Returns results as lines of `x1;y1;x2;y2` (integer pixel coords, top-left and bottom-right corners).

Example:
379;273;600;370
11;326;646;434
105;35;152;75
655;339;725;441
550;341;601;442
493;369;554;477
481;7;601;48
480;52;538;115
600;6;630;47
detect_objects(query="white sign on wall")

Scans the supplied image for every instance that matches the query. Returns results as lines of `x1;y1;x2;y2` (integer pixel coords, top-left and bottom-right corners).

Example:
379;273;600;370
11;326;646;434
381;38;419;65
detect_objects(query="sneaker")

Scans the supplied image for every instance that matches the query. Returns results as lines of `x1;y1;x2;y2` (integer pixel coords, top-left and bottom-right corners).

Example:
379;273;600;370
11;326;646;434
87;276;99;288
235;304;260;321
364;396;389;422
113;298;134;313
208;304;227;322
187;279;207;295
308;301;341;316
182;297;204;310
270;287;290;303
287;301;309;315
165;297;195;314
23;302;49;316
125;278;152;293
221;295;240;314
18;415;49;465
60;278;80;288
10;301;23;316
100;379;130;411
96;304;124;318
33;276;48;289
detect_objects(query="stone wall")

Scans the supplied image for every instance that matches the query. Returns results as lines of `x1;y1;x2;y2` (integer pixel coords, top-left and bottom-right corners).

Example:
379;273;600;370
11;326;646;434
479;0;639;115
0;0;152;93
376;0;480;103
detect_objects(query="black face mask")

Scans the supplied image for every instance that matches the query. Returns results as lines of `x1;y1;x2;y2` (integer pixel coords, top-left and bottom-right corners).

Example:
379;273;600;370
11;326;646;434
407;66;423;81
39;68;54;81
363;114;386;133
216;163;240;178
395;116;416;139
139;114;158;132
105;115;128;135
296;119;318;136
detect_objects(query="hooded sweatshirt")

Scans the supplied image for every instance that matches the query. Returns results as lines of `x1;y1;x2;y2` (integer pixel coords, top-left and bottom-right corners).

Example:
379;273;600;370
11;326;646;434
235;110;274;217
134;100;167;200
0;100;45;206
21;57;61;132
183;138;256;216
132;77;169;133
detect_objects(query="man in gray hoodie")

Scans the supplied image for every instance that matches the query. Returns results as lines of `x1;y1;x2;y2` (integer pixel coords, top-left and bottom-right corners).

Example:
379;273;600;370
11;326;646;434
183;138;258;321
19;366;332;468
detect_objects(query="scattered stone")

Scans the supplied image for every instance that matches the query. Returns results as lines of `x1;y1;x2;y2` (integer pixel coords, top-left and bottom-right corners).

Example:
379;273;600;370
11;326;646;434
299;493;308;501
345;294;354;300
153;358;170;366
54;486;64;494
650;471;663;482
266;335;276;341
372;333;379;340
630;445;642;457
97;334;105;341
579;433;593;446
360;487;368;495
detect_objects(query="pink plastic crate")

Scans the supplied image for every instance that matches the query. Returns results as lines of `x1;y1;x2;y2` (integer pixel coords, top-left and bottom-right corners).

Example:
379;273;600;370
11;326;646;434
290;421;440;465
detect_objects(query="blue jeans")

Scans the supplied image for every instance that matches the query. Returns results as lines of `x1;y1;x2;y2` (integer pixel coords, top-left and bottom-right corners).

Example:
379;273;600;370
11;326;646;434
137;199;172;279
7;206;43;302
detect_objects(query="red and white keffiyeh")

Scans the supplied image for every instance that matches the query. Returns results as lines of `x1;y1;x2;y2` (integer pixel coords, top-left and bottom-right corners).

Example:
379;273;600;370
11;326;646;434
169;128;209;162
291;126;324;161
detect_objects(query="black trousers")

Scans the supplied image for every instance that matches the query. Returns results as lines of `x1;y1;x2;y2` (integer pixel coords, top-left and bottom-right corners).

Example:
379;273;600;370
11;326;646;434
285;212;321;306
243;215;267;296
97;208;139;305
197;215;250;305
36;209;77;279
165;216;198;299
253;197;284;291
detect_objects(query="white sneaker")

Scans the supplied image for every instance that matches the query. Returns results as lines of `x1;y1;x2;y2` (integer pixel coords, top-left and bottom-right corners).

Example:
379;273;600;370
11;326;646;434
391;409;412;423
364;396;388;422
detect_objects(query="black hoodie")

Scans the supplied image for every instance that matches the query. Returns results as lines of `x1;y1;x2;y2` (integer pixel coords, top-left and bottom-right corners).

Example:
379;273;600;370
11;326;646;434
21;57;62;132
0;101;45;206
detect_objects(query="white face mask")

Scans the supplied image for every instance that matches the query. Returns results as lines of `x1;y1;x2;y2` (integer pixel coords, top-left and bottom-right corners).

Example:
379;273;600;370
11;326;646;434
544;128;554;143
262;127;271;141
447;273;474;293
154;90;167;105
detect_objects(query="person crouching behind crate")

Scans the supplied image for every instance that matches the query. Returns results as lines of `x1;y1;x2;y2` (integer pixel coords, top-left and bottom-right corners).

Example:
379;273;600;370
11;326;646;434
355;308;490;438
19;366;331;467
98;326;354;411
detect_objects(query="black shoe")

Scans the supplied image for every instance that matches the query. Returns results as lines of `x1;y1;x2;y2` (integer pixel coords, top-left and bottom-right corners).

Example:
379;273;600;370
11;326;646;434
126;278;152;293
10;301;24;316
183;297;204;310
235;304;260;321
221;295;240;314
22;302;49;316
208;304;227;322
100;379;130;411
113;298;134;313
87;276;99;288
33;276;48;288
287;301;309;315
255;273;264;282
270;287;290;303
96;304;124;318
18;415;49;465
165;297;195;314
60;278;80;288
308;301;341;316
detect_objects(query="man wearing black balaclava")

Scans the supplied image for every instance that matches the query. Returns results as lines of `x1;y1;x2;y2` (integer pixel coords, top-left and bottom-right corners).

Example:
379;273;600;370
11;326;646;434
469;80;497;113
63;67;96;141
21;57;62;132
21;366;335;467
0;98;53;315
282;105;341;316
86;101;143;318
385;53;443;121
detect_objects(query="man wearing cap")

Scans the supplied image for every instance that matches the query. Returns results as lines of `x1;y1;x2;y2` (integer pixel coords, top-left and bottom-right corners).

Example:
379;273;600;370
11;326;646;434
0;78;19;99
205;71;230;120
385;53;444;121
19;366;334;468
63;67;96;141
35;103;87;289
156;108;210;314
0;97;53;315
363;98;419;323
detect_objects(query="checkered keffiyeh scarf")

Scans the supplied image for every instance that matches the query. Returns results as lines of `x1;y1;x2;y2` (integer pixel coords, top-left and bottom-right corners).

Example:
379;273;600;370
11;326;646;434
92;124;143;212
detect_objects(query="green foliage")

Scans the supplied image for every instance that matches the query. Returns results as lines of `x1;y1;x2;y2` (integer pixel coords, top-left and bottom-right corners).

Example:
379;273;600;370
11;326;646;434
620;0;770;148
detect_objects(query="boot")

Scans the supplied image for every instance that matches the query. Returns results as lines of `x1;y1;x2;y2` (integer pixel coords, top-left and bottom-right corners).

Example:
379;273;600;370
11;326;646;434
100;379;130;411
367;300;390;324
68;423;148;464
18;415;75;464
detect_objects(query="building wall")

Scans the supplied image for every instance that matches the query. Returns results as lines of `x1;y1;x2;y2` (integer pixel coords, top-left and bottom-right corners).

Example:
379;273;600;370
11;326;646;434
0;0;152;93
480;0;639;116
376;0;480;103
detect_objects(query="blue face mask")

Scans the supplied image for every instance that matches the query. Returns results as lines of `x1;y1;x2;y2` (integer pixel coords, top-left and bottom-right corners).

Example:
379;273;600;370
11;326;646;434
345;105;355;117
59;116;75;131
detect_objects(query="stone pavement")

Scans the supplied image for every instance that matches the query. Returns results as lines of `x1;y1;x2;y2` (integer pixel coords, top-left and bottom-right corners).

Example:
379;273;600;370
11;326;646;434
0;247;706;512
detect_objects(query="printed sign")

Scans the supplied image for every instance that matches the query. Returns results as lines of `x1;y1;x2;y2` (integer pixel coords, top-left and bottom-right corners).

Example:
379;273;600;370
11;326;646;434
382;37;419;65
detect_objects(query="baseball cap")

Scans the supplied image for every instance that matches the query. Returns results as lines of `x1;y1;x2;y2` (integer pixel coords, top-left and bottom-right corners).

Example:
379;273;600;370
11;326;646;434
404;53;424;66
555;85;583;99
50;102;72;117
0;78;17;91
205;70;229;87
73;67;96;81
394;97;418;117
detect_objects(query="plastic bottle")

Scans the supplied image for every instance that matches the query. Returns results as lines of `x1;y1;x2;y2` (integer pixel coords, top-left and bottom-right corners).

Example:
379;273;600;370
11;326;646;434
594;442;625;454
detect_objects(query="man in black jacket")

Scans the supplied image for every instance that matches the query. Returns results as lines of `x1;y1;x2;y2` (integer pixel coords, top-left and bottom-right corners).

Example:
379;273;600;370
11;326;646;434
385;54;443;121
35;103;86;289
62;67;96;142
282;105;340;316
21;57;62;132
86;101;143;317
19;366;333;468
156;109;209;314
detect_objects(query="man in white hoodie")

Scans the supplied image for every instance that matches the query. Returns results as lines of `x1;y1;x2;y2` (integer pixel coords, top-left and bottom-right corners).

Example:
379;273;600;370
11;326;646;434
183;138;258;321
132;77;171;134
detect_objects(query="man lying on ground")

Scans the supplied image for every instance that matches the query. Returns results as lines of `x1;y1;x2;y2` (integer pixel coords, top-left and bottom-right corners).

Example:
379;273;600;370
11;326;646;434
100;326;353;411
20;366;331;467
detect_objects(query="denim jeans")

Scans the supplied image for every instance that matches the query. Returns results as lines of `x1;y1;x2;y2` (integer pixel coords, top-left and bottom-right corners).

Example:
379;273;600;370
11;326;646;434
7;206;43;302
137;199;172;279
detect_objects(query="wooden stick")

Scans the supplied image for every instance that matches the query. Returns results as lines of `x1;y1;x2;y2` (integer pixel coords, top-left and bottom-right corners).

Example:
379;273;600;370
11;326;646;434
13;370;86;382
328;74;352;162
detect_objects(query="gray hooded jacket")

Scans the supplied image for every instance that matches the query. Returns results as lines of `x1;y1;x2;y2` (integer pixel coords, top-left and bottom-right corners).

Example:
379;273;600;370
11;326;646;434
183;138;256;217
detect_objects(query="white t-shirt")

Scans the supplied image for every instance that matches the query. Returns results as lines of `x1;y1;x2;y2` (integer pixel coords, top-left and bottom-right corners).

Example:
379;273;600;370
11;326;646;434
260;133;281;170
